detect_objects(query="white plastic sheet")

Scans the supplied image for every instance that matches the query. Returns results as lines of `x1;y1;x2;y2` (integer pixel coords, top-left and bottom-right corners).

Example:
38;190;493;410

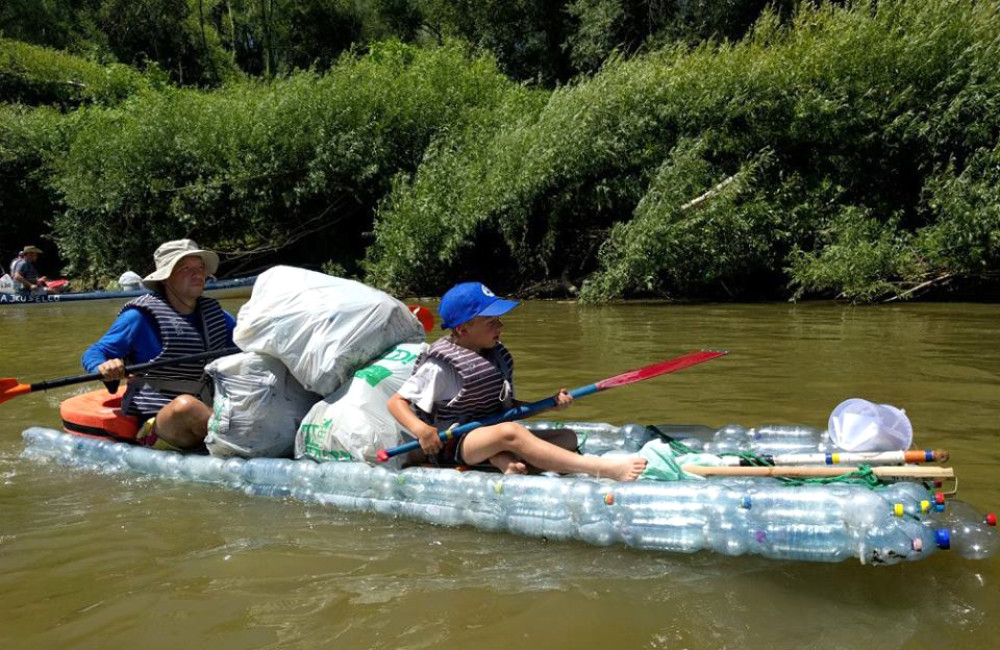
205;352;320;458
233;266;425;396
295;342;426;466
827;398;913;452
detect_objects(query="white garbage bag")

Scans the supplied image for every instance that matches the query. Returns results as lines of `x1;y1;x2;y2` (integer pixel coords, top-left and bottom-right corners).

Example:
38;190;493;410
827;398;913;452
0;273;14;293
295;342;426;466
233;266;425;396
205;352;321;458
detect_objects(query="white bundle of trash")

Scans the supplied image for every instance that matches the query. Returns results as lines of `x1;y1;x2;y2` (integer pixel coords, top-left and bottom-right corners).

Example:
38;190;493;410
205;352;320;458
205;267;428;460
233;266;426;396
296;341;426;466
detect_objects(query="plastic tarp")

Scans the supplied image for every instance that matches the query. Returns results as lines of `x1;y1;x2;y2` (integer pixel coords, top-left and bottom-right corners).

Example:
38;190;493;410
827;398;913;452
296;342;426;466
205;352;321;458
233;266;425;396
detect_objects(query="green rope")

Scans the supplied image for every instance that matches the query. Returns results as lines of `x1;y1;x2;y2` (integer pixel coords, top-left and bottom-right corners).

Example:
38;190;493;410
775;464;883;488
664;436;886;490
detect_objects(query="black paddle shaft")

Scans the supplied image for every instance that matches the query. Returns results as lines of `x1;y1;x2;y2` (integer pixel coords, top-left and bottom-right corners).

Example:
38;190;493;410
29;347;240;393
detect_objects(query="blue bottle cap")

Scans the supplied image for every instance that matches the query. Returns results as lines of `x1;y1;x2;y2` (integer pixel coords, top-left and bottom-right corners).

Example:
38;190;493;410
935;528;951;549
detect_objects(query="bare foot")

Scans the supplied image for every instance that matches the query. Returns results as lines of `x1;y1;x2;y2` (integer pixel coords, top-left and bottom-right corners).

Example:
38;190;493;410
490;452;528;475
599;456;647;482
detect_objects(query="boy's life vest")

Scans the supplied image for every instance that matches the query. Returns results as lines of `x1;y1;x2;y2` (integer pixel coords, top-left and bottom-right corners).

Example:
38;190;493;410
413;337;514;428
119;293;230;418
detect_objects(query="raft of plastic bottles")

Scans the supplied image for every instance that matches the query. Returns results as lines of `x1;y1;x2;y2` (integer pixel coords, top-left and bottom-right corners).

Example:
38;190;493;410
20;422;998;565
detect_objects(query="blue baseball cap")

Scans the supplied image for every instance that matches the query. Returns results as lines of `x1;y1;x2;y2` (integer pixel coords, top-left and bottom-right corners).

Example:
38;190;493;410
439;282;519;329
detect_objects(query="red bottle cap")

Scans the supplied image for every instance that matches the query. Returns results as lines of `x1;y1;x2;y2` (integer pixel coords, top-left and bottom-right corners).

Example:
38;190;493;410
934;491;946;505
986;513;997;527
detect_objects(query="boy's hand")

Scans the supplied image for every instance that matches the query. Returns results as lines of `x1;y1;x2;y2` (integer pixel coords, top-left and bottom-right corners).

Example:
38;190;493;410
416;423;443;455
553;388;573;411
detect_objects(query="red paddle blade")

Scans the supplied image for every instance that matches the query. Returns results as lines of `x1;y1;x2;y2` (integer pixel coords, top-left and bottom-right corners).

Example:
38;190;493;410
0;379;32;405
595;350;727;390
410;305;434;333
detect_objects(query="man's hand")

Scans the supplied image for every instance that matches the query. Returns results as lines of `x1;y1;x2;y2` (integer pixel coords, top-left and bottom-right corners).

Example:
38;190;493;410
97;358;127;381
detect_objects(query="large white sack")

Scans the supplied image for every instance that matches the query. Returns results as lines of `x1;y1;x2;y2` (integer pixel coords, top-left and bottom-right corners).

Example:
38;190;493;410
205;352;321;458
234;266;425;396
295;342;426;466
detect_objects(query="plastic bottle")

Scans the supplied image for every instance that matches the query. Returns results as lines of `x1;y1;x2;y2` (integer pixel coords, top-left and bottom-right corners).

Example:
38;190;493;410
923;500;1000;560
750;522;853;563
706;425;752;454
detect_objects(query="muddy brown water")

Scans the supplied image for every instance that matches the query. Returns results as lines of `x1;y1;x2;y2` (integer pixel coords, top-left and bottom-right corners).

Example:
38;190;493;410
1;299;998;649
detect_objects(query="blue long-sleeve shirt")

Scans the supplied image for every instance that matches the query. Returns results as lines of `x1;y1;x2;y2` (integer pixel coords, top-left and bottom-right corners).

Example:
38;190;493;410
82;308;236;373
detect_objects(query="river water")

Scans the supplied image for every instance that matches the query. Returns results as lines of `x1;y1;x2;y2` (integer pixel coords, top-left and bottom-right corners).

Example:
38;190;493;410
1;299;998;649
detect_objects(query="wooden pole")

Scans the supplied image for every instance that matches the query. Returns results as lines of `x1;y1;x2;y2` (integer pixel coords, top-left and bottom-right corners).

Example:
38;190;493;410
683;465;954;480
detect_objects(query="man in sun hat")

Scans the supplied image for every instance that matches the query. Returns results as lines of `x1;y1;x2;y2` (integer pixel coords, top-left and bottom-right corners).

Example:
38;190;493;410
11;245;46;296
82;239;236;451
386;281;647;481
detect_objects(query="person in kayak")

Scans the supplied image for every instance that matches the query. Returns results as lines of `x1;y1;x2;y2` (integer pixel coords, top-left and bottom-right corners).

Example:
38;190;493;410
387;282;647;481
11;245;47;296
81;239;236;451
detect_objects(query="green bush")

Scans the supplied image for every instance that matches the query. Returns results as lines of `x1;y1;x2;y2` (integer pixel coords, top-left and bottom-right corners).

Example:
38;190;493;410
367;0;1000;301
0;37;153;106
0;104;65;261
46;41;521;280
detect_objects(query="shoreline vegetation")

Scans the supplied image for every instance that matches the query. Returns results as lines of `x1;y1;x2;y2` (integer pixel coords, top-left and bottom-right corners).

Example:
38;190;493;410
2;0;998;303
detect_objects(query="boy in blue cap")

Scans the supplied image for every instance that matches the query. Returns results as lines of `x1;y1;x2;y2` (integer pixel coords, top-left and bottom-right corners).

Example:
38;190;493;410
387;282;646;481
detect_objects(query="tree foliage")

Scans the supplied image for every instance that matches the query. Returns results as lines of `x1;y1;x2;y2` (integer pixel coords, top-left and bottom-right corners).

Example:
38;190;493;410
366;0;1000;301
2;1;1000;301
44;42;520;283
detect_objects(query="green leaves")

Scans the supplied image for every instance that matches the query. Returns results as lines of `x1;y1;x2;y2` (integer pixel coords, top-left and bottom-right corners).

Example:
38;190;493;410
369;0;1000;301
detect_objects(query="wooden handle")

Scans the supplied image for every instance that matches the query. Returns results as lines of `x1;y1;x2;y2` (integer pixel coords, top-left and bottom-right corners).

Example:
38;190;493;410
683;465;955;480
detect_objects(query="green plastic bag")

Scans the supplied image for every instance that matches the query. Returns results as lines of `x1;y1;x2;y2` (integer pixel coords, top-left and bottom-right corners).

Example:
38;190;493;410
638;440;724;481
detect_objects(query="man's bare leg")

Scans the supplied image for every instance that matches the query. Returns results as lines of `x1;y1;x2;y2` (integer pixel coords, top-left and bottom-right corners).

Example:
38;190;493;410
153;395;212;450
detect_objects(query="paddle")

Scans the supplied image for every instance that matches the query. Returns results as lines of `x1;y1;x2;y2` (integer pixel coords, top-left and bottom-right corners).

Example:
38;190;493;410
376;349;728;462
0;347;240;405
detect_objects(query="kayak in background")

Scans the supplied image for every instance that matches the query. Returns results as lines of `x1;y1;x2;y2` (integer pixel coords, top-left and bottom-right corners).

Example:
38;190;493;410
0;275;256;306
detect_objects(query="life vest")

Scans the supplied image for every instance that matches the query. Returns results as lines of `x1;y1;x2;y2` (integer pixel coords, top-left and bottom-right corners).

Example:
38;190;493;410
414;337;514;427
120;293;229;417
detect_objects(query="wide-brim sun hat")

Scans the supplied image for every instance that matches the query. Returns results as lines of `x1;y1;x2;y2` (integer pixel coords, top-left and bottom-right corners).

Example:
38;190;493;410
439;282;519;329
142;239;219;289
21;245;43;254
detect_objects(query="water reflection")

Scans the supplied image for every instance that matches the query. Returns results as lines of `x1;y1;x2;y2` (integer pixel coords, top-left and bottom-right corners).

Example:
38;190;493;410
1;299;998;649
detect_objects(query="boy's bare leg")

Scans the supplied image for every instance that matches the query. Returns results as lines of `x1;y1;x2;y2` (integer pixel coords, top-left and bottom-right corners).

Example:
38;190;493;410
153;395;212;450
462;422;646;481
528;427;578;451
488;451;528;475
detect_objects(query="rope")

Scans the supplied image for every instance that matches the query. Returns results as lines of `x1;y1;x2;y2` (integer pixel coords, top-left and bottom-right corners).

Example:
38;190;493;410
664;437;885;489
775;464;883;488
